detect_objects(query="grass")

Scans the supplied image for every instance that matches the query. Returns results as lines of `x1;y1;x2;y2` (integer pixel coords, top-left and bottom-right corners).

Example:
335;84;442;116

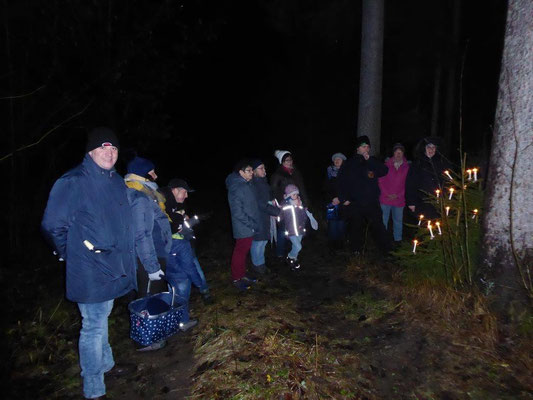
189;268;374;399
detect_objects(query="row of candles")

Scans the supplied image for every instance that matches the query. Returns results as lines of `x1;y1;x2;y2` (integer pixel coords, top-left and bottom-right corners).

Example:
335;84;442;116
411;167;480;254
443;168;478;182
413;209;479;253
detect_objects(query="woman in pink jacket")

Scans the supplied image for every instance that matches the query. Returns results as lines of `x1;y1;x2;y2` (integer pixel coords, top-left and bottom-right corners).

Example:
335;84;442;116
378;143;410;243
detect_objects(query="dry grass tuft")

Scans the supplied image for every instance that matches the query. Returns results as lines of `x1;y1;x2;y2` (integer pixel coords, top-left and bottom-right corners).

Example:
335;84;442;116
189;281;373;399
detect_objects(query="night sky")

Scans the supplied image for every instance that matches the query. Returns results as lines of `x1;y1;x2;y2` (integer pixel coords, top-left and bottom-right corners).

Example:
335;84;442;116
2;0;507;250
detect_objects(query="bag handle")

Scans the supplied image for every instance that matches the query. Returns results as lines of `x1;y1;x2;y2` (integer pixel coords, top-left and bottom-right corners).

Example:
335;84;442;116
146;276;177;308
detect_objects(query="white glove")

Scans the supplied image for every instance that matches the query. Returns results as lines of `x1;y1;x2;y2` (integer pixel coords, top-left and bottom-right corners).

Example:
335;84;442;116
148;269;165;281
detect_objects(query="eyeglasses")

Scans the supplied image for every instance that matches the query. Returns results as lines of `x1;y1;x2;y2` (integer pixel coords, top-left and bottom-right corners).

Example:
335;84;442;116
243;168;253;173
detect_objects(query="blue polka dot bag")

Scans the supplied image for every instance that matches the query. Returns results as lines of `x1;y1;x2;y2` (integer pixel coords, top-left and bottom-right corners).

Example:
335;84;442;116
128;279;185;346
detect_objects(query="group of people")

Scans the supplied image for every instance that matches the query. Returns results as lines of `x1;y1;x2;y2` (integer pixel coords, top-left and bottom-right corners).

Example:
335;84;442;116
225;152;317;291
323;135;451;255
41;126;451;399
41;127;211;399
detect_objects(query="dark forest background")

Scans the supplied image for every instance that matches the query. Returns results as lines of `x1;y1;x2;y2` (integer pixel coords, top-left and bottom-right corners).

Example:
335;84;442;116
1;0;507;260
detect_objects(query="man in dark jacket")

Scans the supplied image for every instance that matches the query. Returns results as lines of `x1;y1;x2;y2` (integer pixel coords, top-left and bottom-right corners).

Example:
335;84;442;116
406;137;452;220
42;127;135;400
250;159;280;274
337;135;391;255
226;159;260;291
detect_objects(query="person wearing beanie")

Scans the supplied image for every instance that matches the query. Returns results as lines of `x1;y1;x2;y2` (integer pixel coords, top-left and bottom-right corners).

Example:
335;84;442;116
127;156;157;180
405;136;452;220
324;152;347;250
225;159;261;291
378;143;410;243
270;150;310;259
337;136;391;256
42;127;136;399
278;183;308;270
250;160;280;275
124;155;173;350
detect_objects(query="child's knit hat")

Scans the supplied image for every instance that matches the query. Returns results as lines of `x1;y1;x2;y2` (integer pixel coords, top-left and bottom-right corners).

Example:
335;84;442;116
284;184;299;199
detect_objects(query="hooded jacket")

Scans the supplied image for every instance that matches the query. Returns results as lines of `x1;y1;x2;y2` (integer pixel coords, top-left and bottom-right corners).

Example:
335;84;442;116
226;172;260;239
41;154;136;303
378;157;410;207
251;175;280;241
125;174;172;274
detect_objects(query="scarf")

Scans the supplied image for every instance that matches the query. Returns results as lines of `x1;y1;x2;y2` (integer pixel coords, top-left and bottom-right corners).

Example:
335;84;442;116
282;165;294;175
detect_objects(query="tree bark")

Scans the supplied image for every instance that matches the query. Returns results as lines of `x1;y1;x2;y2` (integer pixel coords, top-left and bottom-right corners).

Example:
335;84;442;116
481;0;533;309
357;0;384;155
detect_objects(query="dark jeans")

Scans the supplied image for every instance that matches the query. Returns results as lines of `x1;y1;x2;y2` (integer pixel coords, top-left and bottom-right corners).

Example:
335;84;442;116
342;202;391;253
327;219;346;242
275;225;288;257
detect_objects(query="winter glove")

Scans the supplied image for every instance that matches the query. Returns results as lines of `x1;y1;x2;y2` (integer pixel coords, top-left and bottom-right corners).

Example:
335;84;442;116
148;269;165;281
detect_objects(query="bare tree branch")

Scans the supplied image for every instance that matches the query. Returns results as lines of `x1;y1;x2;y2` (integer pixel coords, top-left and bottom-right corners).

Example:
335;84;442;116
0;101;92;162
0;84;46;100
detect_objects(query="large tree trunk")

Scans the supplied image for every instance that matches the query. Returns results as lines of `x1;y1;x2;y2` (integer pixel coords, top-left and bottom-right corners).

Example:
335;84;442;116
481;0;533;310
357;0;384;155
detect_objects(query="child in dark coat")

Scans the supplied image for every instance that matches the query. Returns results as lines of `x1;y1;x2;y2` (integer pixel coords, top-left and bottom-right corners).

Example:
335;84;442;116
278;184;308;270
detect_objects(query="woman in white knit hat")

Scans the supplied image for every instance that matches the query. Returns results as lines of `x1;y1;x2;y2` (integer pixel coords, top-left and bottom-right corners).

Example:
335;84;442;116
270;150;310;259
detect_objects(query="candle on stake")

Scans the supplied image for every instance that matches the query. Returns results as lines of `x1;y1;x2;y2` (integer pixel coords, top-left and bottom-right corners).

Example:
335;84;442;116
444;170;453;180
435;221;442;235
418;214;424;226
472;168;478;182
435;189;440;198
445;206;450;216
466;169;472;180
472;209;478;220
427;221;435;239
412;239;418;254
448;187;455;200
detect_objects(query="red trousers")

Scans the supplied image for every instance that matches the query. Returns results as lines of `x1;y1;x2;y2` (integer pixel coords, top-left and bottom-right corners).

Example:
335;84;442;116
231;237;253;280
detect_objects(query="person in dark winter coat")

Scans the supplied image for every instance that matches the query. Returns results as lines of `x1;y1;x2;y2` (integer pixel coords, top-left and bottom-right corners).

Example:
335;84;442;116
378;143;410;243
270;150;310;258
337;135;391;255
157;179;207;332
405;137;452;220
279;184;308;270
124;156;174;350
324;152;347;249
42;127;136;400
250;159;280;274
160;179;213;305
226;159;261;291
125;157;171;297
